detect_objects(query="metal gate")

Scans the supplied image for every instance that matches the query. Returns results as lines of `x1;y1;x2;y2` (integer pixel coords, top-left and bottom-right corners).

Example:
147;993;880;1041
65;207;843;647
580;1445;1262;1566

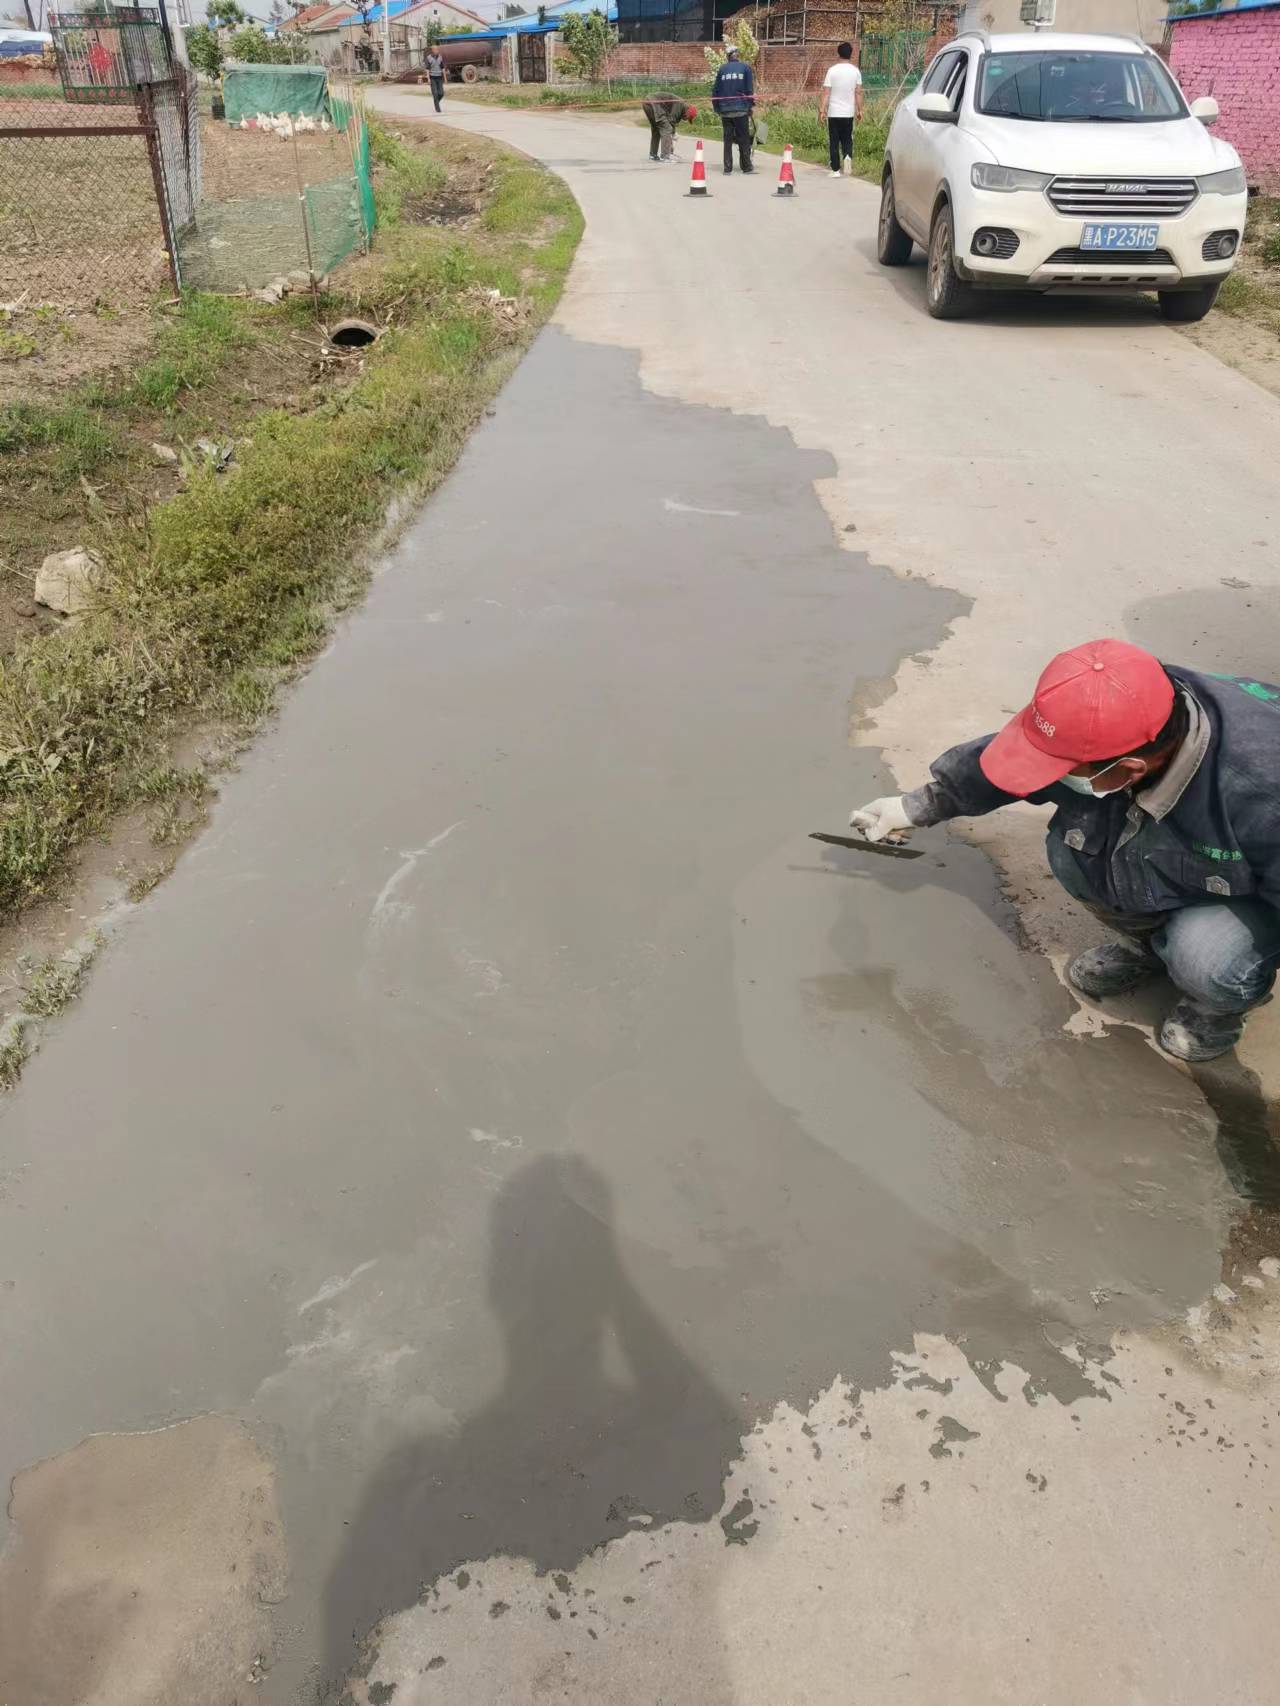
518;33;547;82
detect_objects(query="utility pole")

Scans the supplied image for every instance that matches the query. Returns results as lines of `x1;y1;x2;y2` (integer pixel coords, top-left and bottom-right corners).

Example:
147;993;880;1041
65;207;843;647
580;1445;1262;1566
381;0;390;74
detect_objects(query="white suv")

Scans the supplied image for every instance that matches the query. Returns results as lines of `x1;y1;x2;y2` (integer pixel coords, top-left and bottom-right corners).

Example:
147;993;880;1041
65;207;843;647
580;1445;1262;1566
879;31;1248;321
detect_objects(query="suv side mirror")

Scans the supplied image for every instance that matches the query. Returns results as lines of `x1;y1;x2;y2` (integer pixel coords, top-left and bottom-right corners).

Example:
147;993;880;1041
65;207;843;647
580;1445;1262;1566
918;91;958;124
1190;95;1219;123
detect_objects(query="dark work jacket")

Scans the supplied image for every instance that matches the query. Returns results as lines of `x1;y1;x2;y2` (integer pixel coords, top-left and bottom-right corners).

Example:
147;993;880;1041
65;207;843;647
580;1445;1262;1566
903;666;1280;917
711;61;754;116
642;92;686;124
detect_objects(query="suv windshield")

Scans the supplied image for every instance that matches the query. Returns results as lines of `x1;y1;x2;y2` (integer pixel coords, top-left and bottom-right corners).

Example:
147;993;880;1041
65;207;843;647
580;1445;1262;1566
977;50;1188;122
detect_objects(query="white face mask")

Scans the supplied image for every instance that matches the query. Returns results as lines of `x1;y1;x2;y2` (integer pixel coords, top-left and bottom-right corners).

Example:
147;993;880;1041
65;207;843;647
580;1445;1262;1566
1060;768;1131;799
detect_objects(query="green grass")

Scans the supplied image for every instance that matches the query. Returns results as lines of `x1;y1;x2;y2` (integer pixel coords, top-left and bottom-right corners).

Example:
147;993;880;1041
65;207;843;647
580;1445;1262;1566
0;400;119;476
369;117;448;226
120;293;257;413
0;126;581;921
0;82;63;100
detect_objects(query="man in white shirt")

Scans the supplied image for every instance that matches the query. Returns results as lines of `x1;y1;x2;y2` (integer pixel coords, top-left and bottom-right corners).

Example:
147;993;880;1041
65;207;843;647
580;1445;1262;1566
819;41;863;178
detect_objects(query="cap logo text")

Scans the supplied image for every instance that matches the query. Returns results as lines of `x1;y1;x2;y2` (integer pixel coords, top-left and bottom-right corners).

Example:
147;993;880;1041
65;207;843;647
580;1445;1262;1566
1032;706;1056;739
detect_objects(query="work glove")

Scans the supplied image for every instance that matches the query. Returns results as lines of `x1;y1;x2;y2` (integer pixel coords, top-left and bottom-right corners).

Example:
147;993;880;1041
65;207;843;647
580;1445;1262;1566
848;795;914;844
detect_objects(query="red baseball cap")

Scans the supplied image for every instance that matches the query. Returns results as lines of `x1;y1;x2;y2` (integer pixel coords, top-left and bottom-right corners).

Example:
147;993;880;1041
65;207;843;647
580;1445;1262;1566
980;639;1175;797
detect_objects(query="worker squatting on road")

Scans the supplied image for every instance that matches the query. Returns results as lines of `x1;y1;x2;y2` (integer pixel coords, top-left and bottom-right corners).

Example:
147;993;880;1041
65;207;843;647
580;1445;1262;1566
711;46;755;174
849;639;1280;1063
641;92;698;163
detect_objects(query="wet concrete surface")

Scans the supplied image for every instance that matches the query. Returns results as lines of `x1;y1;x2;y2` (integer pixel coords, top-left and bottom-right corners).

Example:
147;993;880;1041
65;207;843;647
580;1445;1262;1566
0;331;1235;1701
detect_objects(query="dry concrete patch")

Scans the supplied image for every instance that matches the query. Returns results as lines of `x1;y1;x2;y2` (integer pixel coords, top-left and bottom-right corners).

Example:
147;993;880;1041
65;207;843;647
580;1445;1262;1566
0;1414;286;1706
356;1288;1280;1706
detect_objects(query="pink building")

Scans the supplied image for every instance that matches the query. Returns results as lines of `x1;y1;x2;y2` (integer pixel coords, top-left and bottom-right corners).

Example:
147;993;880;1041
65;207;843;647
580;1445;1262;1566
1168;2;1280;194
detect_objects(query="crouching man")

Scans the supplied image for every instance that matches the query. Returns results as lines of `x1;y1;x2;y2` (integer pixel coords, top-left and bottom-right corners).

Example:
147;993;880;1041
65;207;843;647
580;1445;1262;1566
642;92;698;162
849;639;1280;1062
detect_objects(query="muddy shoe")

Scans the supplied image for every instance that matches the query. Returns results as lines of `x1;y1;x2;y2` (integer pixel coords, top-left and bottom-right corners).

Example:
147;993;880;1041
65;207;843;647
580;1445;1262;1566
1067;941;1162;999
1158;999;1244;1063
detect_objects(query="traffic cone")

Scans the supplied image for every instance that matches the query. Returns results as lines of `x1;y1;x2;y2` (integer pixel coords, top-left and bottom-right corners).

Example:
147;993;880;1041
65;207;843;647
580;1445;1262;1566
776;144;796;196
687;138;709;197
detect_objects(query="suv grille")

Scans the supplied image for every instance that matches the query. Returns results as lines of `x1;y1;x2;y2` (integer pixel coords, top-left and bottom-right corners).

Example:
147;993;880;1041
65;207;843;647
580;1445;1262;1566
1046;246;1174;266
1047;177;1198;218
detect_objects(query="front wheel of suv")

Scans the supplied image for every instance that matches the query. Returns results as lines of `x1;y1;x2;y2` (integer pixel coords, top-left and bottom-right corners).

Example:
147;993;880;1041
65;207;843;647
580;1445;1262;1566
925;203;976;320
1157;281;1222;323
877;172;913;266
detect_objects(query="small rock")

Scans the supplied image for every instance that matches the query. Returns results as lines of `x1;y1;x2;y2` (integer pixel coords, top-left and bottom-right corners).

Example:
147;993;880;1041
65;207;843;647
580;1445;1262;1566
1213;1282;1237;1305
151;441;178;465
12;598;36;618
1243;1275;1265;1290
1260;1257;1280;1279
34;547;104;616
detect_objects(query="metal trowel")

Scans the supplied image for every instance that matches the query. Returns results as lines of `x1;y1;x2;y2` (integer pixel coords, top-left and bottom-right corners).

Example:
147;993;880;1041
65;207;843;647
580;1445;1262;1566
810;831;925;861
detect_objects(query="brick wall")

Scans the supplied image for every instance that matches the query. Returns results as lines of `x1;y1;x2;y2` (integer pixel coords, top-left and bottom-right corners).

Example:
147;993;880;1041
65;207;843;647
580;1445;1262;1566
1169;7;1280;193
607;17;955;93
604;42;711;81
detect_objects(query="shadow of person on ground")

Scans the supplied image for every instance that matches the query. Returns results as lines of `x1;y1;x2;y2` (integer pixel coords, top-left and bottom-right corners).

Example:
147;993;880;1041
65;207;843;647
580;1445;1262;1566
322;1153;739;1702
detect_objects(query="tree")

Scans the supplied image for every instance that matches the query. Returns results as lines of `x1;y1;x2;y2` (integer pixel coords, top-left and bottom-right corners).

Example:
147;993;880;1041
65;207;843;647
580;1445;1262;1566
704;15;757;75
226;20;304;59
206;0;247;28
185;19;223;75
558;8;615;83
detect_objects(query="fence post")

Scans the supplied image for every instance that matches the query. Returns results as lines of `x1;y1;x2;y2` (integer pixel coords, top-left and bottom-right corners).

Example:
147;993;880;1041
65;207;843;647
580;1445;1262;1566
138;82;181;291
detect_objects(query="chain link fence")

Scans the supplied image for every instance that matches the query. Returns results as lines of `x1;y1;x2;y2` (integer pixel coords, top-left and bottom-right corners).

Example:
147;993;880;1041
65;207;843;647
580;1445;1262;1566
0;78;177;305
0;11;372;307
176;84;373;293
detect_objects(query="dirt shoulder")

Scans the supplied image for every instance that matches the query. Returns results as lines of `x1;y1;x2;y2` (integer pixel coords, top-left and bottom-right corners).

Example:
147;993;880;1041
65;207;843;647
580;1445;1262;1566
0;115;581;1086
1181;194;1280;402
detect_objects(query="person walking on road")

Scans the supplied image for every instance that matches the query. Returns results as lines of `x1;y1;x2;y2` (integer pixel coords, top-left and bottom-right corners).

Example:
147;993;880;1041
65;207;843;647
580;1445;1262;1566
642;91;698;162
711;45;755;175
426;48;446;113
819;40;862;177
848;639;1280;1062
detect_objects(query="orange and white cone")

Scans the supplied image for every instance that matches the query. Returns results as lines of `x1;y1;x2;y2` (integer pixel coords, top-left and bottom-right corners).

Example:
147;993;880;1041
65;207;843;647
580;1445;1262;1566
776;143;796;196
687;137;709;197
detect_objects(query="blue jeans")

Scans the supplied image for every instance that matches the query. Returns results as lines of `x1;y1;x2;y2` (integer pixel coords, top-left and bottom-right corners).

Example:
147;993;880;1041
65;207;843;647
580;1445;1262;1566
1047;833;1280;1015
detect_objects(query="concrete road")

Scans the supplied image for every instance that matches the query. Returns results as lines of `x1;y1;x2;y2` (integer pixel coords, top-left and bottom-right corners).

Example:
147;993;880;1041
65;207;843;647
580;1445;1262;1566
1;94;1280;1706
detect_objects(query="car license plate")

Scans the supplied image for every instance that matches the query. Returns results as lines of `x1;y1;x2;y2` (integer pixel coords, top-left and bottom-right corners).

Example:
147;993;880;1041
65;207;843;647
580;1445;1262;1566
1080;222;1160;252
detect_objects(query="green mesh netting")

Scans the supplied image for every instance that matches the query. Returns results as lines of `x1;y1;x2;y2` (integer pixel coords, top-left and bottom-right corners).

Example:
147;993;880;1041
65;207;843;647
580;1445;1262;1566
223;62;330;125
334;97;376;242
177;97;375;291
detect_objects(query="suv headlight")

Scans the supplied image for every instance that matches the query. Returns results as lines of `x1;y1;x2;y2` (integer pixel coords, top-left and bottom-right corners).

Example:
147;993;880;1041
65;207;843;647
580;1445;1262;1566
971;163;1051;193
1197;166;1247;195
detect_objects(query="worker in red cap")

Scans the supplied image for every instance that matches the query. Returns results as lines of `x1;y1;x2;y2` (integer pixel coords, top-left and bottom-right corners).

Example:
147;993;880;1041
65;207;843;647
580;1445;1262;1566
641;92;698;164
849;639;1280;1062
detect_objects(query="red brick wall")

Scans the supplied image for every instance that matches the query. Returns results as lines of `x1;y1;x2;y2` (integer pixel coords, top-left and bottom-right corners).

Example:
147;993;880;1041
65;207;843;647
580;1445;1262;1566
606;12;957;94
1169;7;1280;193
604;42;711;80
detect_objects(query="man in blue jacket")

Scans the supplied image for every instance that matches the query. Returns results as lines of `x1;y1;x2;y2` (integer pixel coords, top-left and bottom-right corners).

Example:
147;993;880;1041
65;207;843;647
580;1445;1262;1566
711;45;755;174
849;639;1280;1062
